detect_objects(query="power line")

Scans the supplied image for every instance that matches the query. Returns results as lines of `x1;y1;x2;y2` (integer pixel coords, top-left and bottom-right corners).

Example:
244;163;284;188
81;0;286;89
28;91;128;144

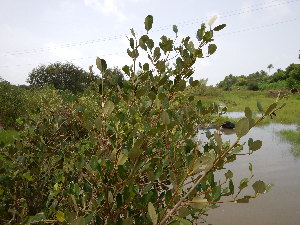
217;17;300;36
0;51;126;68
1;17;299;69
2;0;299;57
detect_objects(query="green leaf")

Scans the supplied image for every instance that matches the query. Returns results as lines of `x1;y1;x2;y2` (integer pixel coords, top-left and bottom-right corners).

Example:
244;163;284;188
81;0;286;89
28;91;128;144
148;202;158;225
229;145;243;156
196;23;205;41
235;118;249;138
229;179;234;194
95;116;102;130
123;217;133;225
153;47;161;61
171;216;192;225
71;217;86;225
56;211;66;222
145;15;154;32
248;138;262;151
212;186;221;201
225;170;233;180
130;28;136;37
265;183;274;193
257;101;264;113
117;150;128;166
161;111;170;125
252;180;266;194
174;80;186;92
122;65;130;75
189;197;208;209
249;163;253;173
192;152;215;173
173;25;178;34
103;101;115;115
176;57;183;70
236;196;250;203
208;44;217;55
178;207;191;218
27;213;46;223
265;102;277;115
214;131;222;150
23;172;34;181
239;178;249;190
96;57;107;73
213;24;226;31
244;107;252;119
129;38;134;49
147;38;154;49
159;36;173;53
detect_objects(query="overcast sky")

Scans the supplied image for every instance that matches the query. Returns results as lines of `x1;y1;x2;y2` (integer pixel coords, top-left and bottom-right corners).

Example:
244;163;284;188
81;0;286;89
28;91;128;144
0;0;299;85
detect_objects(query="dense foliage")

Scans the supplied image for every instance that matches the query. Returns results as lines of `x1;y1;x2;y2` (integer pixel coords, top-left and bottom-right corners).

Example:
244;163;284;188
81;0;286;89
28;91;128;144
27;62;96;93
0;79;26;128
217;64;300;91
0;16;283;224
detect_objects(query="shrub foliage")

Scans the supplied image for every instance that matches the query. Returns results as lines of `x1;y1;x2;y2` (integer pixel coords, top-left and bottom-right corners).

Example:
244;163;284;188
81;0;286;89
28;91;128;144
0;16;283;224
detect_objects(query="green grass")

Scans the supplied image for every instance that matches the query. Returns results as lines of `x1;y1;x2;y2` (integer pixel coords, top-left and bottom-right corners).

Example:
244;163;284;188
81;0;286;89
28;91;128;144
279;129;300;157
200;90;300;125
0;129;19;145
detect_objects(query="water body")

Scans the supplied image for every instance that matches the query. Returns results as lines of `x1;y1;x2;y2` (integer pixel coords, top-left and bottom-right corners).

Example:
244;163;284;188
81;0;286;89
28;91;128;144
201;123;300;225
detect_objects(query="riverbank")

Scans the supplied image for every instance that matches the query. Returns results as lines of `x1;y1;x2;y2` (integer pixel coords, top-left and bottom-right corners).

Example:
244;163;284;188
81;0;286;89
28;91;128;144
200;90;300;125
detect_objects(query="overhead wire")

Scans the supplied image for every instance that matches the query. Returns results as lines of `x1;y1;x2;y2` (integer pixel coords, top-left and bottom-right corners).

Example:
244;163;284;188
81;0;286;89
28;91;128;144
0;17;299;69
1;0;299;56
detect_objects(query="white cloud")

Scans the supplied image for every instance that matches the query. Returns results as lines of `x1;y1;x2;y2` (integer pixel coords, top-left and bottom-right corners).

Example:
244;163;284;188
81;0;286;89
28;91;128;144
84;0;127;21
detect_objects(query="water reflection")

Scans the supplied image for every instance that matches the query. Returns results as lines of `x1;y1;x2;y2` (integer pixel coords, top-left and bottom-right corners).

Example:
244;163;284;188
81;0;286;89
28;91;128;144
198;123;300;225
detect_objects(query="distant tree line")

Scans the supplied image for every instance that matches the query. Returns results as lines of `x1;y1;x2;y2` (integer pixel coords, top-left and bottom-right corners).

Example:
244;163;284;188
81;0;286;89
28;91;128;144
0;62;127;128
217;63;300;91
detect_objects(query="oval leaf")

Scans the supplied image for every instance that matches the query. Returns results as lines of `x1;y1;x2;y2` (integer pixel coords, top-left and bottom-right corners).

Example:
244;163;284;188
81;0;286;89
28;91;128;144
96;57;107;73
148;202;158;225
161;111;170;125
235;118;249;138
145;15;153;32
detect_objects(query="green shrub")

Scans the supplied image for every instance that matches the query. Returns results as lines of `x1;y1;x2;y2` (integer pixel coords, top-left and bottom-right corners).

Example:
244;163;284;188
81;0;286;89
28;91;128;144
0;16;281;224
0;80;26;128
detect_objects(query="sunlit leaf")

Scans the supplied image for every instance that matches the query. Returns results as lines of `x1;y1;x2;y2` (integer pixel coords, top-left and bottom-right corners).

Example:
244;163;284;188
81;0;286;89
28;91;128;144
148;202;158;225
103;101;115;115
189;197;208;209
56;211;66;222
161;111;170;125
96;57;107;73
171;216;192;225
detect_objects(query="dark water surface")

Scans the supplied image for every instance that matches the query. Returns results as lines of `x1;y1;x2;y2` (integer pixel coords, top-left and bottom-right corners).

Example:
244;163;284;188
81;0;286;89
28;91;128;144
201;123;300;225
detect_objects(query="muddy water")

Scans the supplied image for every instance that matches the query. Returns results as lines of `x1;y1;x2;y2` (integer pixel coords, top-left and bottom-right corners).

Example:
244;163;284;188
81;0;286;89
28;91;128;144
200;123;300;225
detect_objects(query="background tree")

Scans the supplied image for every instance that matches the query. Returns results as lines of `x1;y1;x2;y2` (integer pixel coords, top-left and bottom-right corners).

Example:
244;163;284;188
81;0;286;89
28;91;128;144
27;62;96;93
0;78;26;128
267;64;274;74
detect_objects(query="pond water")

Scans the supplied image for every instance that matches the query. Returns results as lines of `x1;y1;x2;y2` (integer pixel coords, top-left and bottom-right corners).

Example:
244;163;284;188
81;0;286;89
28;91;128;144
223;111;260;119
198;123;300;225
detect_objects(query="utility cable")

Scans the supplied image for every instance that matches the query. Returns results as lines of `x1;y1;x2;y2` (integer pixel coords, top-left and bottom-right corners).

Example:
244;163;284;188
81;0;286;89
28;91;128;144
2;0;299;56
0;17;299;69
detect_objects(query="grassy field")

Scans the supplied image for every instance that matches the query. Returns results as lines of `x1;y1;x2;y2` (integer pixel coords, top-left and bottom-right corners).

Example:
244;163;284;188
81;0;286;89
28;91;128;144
279;129;300;157
200;90;300;125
